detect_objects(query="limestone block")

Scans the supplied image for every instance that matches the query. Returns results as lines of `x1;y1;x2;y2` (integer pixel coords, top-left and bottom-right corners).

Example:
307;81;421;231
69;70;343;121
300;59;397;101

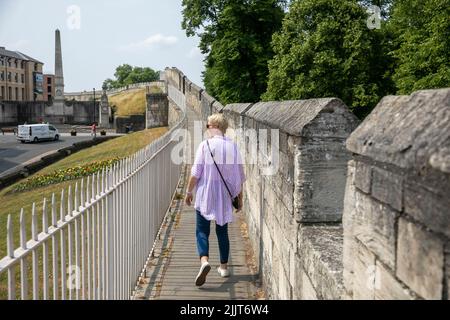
375;261;417;300
294;138;350;222
346;89;450;173
343;160;356;234
278;267;292;300
289;247;296;287
352;240;376;300
371;166;403;211
292;255;303;300
300;270;318;300
396;218;444;299
404;178;450;238
354;160;372;194
353;191;397;270
445;244;450;300
343;235;357;298
298;225;345;299
271;246;281;298
277;150;295;184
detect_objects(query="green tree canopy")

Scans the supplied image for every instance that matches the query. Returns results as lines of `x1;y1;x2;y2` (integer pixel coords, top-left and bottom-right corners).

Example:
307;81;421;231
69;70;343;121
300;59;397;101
182;0;286;104
103;64;159;90
388;0;450;94
263;0;395;118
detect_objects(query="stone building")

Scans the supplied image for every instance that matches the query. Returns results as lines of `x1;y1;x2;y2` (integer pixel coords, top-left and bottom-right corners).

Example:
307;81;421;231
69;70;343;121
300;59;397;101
43;74;55;102
0;46;44;101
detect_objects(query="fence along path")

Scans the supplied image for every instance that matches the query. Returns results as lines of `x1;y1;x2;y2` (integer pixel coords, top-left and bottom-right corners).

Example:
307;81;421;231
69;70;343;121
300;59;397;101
0;84;187;300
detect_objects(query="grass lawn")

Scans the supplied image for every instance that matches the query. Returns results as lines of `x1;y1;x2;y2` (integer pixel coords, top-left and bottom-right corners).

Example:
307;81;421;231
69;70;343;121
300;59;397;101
109;86;162;117
0;127;167;299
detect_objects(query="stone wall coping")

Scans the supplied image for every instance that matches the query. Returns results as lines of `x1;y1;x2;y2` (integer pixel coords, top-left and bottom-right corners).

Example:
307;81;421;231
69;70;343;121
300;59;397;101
212;100;225;113
223;103;254;115
346;88;450;172
245;98;354;137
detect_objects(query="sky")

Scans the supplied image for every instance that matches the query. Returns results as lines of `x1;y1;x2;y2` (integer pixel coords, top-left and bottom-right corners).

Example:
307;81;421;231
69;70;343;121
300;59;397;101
0;0;205;92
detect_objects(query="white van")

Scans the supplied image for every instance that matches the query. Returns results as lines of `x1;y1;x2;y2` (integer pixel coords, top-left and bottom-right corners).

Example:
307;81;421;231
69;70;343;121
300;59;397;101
17;124;60;143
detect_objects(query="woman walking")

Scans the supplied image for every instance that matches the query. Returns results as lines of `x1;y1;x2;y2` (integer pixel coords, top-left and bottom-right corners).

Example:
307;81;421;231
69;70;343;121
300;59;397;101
185;114;245;286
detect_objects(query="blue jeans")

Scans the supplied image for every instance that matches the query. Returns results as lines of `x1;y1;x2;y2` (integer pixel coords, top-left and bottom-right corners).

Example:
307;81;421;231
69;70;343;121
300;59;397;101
196;210;229;264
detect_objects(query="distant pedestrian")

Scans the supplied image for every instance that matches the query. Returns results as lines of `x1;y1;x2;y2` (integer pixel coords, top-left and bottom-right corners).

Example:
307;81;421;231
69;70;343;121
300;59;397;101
91;122;97;138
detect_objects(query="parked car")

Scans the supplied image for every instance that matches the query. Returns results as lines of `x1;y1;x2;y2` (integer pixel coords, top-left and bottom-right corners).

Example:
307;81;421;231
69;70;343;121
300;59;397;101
17;124;60;143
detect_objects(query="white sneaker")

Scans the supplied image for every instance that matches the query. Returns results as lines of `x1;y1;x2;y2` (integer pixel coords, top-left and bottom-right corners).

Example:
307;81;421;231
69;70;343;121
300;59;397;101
195;262;211;286
217;267;230;278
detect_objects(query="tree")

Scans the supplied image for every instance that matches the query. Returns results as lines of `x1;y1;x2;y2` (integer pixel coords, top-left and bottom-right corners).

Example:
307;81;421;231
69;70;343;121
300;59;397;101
182;0;286;104
103;65;159;90
263;0;395;118
388;0;450;94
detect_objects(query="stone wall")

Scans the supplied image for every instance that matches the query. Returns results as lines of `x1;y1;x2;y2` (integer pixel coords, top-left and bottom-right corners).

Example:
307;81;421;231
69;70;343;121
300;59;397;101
146;93;169;128
226;100;359;299
164;67;450;300
343;89;450;300
115;115;145;134
0;100;99;125
168;98;182;128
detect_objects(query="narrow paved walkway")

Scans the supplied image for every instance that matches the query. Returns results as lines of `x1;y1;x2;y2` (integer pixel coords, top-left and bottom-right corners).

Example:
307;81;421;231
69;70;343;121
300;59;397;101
134;106;262;300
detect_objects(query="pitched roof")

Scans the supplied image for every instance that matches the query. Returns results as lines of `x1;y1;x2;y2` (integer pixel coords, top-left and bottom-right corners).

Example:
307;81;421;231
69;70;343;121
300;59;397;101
0;47;43;64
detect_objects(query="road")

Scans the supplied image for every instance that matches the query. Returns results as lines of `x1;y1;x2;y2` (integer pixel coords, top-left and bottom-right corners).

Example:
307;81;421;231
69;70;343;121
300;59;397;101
0;133;121;177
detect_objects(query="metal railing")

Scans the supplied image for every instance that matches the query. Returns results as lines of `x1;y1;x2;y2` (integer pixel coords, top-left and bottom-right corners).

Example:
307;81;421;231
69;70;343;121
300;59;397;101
0;83;186;300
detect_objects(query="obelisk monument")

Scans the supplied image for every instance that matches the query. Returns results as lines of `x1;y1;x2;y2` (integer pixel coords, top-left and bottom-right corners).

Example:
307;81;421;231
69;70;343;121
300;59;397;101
53;29;65;115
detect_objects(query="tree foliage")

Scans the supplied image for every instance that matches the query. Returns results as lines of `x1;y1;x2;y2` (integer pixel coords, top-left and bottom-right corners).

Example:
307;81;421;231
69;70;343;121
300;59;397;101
182;0;286;104
263;0;396;118
388;0;450;94
103;64;159;90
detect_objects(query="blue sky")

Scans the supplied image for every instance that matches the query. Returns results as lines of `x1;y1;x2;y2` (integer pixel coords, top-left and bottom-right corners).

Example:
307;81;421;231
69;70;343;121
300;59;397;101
0;0;205;92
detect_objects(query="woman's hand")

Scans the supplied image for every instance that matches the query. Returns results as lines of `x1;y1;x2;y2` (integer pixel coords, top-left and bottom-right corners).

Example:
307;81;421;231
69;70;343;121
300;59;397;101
185;192;193;206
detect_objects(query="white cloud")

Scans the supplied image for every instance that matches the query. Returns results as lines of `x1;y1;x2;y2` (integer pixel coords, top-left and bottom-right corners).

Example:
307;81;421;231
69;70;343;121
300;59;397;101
187;46;203;59
119;34;178;52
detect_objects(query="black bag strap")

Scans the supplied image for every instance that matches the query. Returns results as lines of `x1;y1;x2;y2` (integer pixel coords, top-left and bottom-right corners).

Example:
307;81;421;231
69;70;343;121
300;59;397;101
206;139;233;199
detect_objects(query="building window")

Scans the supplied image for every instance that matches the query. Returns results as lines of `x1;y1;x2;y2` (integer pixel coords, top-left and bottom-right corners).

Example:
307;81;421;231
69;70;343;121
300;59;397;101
21;74;24;83
15;87;18;100
7;72;11;81
15;73;18;83
22;88;25;100
21;61;25;69
14;59;18;68
47;86;51;92
0;58;3;66
47;77;52;84
0;71;3;81
1;86;4;99
34;63;38;71
8;59;11;67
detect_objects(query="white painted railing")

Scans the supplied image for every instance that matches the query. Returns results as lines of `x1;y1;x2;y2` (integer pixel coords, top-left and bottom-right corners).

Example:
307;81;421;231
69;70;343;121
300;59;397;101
0;83;186;300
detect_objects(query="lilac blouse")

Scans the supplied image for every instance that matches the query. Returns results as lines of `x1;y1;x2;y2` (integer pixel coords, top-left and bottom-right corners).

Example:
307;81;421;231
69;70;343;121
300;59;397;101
191;135;246;226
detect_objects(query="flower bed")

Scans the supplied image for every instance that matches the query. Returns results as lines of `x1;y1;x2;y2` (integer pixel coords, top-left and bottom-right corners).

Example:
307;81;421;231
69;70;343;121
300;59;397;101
10;157;122;193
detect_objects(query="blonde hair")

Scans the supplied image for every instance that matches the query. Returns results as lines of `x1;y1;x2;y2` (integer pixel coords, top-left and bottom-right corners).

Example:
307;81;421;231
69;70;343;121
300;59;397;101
207;113;228;133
